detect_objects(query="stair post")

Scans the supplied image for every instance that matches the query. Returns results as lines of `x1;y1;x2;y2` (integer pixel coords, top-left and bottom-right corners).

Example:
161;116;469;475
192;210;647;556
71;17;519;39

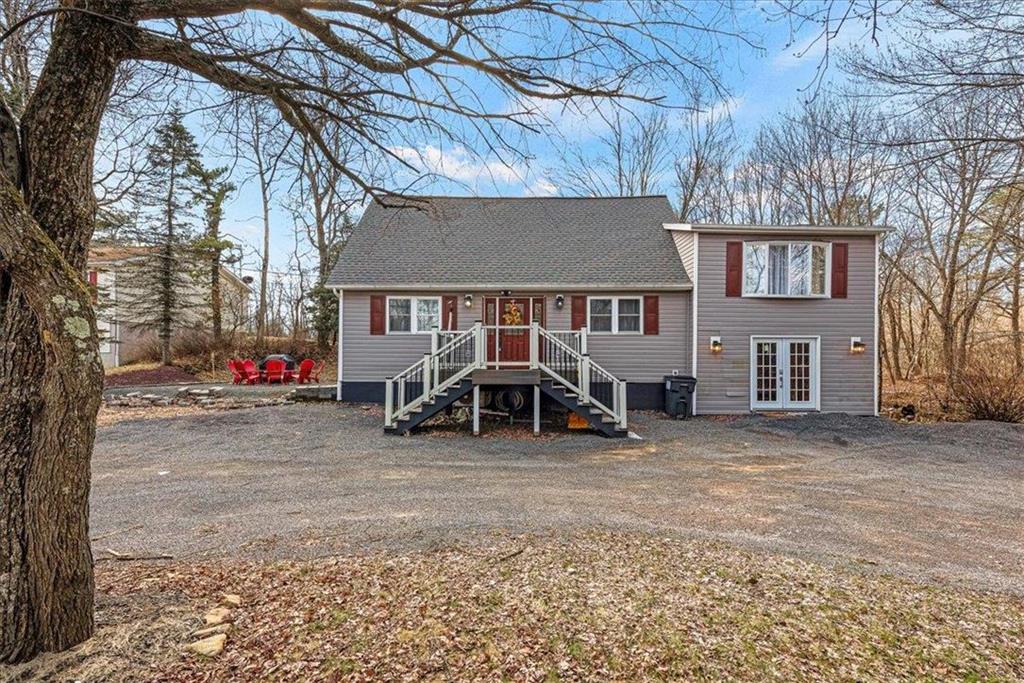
384;378;394;428
474;320;484;368
580;353;591;403
580;326;588;355
618;380;627;430
529;321;539;369
422;353;432;403
430;326;439;355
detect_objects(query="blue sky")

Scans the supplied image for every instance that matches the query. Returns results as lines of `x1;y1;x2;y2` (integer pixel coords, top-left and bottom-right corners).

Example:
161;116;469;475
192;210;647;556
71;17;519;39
197;7;876;281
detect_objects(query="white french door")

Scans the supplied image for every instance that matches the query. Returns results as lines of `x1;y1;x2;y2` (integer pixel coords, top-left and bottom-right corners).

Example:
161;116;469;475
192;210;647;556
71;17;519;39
750;337;819;411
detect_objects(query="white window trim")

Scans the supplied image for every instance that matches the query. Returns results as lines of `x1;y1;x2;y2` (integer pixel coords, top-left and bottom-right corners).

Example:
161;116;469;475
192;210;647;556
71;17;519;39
741;241;831;299
385;295;441;335
587;296;644;335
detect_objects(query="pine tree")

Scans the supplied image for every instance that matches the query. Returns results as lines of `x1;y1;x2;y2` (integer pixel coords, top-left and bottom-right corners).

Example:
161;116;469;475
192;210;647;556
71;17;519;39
121;110;203;365
190;162;237;343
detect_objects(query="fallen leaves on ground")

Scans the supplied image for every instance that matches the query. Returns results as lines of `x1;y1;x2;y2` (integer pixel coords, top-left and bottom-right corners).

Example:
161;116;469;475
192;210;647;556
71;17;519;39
97;405;208;427
8;532;1023;681
104;364;197;387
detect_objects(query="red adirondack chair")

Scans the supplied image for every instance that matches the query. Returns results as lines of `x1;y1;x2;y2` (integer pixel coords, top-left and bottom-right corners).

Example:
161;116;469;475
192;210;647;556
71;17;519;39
227;359;244;385
264;358;287;384
296;358;324;384
241;359;261;385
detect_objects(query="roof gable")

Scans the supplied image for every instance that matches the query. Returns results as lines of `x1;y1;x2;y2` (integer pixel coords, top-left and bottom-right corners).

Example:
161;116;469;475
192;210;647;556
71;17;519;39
328;195;690;290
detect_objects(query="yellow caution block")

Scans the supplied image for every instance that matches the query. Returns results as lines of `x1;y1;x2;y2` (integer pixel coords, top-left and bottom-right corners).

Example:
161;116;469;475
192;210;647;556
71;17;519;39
567;412;589;430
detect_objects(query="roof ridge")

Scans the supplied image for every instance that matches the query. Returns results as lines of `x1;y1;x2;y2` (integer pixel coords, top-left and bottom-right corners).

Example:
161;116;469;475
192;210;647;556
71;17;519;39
377;194;670;202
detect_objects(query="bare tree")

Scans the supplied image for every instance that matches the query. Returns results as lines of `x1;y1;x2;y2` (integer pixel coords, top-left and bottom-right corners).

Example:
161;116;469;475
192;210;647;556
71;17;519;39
0;1;739;661
551;108;673;196
675;91;737;222
284;133;355;350
883;95;1024;391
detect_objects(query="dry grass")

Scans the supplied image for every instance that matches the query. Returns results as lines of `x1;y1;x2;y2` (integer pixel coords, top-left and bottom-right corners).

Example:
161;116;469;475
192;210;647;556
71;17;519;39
5;532;1021;681
882;378;966;423
103;361;162;377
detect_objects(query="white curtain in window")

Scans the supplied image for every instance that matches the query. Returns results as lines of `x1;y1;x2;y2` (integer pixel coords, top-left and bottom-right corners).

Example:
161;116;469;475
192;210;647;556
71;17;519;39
389;299;411;332
769;245;788;295
590;299;613;332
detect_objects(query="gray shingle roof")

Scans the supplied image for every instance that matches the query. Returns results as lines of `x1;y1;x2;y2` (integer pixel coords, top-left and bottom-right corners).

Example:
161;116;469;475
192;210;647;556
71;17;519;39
327;195;690;290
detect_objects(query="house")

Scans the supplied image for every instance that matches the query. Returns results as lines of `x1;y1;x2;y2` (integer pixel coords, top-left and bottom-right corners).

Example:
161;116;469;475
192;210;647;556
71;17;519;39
326;196;886;436
88;244;252;367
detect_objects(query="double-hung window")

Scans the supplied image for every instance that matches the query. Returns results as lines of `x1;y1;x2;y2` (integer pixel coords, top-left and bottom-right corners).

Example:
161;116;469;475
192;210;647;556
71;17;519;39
588;296;642;334
386;296;440;334
743;242;829;297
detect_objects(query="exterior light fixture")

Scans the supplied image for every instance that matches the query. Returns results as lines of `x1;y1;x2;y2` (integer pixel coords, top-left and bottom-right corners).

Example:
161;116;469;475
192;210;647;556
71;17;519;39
500;289;512;297
463;293;473;309
555;294;565;309
850;337;866;354
710;336;723;353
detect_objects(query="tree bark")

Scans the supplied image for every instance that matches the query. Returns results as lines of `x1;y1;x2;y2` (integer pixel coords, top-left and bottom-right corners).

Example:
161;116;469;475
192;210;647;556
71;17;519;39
0;2;130;662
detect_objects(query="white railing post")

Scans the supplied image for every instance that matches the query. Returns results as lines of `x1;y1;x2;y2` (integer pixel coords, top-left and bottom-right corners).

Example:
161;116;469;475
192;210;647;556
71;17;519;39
580;327;588;355
384;378;394;427
474;321;484;368
530;321;539;369
580;353;591;403
430;326;439;355
422;353;432;403
618;381;627;430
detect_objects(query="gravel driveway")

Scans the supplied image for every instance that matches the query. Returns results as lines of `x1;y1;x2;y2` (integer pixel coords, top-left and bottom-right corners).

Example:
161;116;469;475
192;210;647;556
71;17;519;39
91;404;1024;594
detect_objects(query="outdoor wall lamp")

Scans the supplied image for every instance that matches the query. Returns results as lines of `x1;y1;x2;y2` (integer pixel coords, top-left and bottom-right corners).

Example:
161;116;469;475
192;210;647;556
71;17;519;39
710;336;723;353
850;337;866;354
555;294;565;309
500;289;512;297
463;293;474;309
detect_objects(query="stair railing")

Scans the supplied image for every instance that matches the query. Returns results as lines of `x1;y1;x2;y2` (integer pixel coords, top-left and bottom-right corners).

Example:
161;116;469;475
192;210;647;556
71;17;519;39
535;324;626;429
385;323;484;428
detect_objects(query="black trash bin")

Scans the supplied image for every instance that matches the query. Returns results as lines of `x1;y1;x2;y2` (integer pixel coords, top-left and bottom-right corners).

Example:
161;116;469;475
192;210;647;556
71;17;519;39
664;375;697;418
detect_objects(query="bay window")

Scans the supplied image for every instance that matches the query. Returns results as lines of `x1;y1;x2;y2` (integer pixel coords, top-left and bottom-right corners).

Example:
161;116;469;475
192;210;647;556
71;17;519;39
743;242;829;297
387;296;440;333
588;297;643;334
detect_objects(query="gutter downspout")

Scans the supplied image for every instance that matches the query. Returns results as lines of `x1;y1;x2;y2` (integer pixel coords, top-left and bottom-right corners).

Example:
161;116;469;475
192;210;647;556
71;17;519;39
336;288;343;401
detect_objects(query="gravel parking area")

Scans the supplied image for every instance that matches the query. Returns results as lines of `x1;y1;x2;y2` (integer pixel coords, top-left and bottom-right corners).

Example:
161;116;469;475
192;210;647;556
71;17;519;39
91;404;1024;594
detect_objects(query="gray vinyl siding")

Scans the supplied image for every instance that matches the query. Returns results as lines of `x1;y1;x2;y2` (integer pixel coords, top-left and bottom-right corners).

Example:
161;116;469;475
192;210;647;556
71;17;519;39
693;232;877;415
672;231;695;278
341;290;691;384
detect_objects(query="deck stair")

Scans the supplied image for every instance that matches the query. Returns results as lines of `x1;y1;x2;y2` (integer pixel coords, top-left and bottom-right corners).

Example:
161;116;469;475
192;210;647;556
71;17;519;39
384;322;627;437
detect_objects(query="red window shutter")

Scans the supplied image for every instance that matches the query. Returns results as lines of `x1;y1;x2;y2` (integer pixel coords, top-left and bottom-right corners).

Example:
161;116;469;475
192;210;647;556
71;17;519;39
643;295;659;335
725;241;743;297
442;295;458;330
369;295;386;335
571;296;587;330
832;243;849;298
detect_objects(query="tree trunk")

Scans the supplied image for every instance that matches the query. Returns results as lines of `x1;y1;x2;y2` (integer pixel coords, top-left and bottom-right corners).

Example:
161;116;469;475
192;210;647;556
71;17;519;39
0;4;129;662
160;159;177;366
1012;251;1022;374
211;251;222;343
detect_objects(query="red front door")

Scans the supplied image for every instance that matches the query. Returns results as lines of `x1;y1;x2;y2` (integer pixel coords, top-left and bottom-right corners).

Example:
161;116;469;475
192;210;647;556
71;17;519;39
485;297;532;365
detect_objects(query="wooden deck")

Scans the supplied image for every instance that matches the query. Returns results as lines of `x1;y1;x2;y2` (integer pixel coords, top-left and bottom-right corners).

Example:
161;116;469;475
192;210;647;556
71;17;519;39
471;369;541;385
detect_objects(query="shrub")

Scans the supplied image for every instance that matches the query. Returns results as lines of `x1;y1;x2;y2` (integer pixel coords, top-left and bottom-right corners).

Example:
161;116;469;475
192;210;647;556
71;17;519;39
954;364;1024;423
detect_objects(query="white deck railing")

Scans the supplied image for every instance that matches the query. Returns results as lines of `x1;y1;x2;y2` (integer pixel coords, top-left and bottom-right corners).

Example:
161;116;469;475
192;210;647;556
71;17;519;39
385;321;625;430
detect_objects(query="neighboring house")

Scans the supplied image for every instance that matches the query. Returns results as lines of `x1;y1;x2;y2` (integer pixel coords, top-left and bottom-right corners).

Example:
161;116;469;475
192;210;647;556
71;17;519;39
327;196;886;436
87;245;252;367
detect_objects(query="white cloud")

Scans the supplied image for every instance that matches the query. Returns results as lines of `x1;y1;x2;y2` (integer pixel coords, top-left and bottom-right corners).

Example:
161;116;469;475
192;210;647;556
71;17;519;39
389;144;557;197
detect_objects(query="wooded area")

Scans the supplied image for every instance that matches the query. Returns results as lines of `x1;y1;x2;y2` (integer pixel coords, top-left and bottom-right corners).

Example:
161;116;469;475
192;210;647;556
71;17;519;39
0;0;1021;665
